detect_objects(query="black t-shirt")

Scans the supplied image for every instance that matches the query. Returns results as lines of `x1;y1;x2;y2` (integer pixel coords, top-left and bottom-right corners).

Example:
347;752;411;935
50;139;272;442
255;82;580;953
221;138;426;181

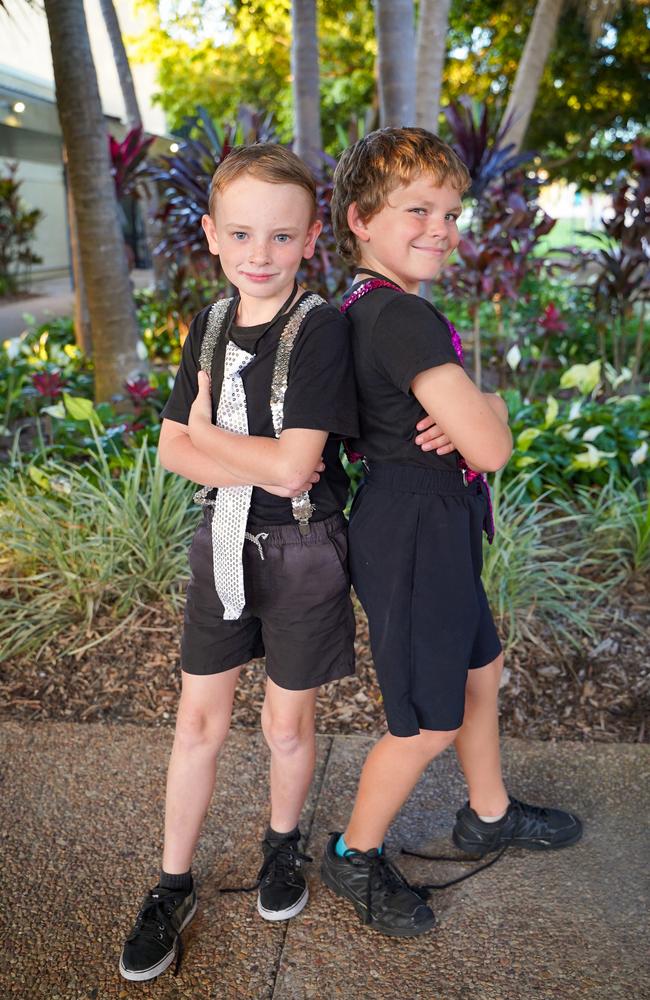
343;284;462;470
161;293;359;526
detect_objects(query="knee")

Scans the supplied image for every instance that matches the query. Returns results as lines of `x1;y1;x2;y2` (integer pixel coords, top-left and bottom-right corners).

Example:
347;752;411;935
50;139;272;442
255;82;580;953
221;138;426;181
262;710;312;758
416;727;459;759
174;703;228;755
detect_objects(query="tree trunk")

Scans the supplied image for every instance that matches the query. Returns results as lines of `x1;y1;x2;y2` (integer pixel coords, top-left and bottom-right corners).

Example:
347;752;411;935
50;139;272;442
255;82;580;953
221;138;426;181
64;148;91;355
375;0;416;127
499;0;565;153
98;0;164;287
98;0;140;127
415;0;451;132
291;0;322;170
44;0;142;402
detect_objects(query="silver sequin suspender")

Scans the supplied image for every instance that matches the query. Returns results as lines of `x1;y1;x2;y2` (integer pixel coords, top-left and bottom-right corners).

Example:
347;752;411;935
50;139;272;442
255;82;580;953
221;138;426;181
193;291;325;534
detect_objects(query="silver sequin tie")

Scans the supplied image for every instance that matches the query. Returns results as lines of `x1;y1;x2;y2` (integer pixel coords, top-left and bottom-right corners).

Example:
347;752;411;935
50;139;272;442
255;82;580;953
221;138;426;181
211;340;254;620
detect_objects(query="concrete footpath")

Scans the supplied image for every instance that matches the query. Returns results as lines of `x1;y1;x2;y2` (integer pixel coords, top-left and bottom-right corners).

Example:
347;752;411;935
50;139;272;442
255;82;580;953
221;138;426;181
1;723;648;1000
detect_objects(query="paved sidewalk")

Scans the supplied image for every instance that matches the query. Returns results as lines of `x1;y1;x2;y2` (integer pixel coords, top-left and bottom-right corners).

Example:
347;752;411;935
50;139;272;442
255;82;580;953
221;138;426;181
1;722;648;1000
0;271;154;340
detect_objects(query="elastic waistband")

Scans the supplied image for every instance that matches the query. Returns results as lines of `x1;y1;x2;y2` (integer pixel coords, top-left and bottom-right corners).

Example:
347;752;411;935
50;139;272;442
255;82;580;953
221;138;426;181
364;462;482;496
205;509;345;545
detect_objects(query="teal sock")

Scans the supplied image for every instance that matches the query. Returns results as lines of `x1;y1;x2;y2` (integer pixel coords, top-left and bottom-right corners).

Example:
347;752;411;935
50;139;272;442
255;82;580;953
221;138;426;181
335;834;382;857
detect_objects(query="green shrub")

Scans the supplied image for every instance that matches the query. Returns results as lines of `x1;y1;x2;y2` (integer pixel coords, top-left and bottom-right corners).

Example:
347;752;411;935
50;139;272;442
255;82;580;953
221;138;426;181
482;472;616;652
0;440;196;659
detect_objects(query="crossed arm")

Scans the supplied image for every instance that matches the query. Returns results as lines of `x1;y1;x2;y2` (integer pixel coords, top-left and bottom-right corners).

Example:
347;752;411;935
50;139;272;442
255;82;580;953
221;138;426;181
158;364;510;492
411;363;512;473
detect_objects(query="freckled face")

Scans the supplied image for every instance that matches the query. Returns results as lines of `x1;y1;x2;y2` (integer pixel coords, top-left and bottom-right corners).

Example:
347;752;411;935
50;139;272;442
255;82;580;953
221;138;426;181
352;175;463;292
201;176;321;308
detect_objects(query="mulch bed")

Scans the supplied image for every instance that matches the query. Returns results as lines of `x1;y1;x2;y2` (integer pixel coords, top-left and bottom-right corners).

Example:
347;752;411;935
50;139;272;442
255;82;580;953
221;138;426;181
1;581;648;742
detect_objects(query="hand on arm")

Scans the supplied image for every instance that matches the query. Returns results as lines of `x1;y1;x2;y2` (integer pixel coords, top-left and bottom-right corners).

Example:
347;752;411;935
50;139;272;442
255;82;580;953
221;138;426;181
410;364;513;473
414;414;456;455
187;370;327;492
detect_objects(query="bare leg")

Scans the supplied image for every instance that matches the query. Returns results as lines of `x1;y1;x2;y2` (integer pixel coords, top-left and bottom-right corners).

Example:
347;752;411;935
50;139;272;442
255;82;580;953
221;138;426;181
162;666;242;874
453;653;509;817
344;728;459;852
261;677;318;834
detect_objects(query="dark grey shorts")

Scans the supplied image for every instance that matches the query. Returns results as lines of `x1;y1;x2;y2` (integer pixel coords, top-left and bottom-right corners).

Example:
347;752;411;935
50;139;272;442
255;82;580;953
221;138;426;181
181;510;356;690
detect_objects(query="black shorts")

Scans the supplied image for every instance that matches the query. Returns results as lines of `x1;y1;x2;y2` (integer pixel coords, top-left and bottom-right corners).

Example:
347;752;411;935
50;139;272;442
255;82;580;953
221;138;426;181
181;510;356;690
349;463;502;737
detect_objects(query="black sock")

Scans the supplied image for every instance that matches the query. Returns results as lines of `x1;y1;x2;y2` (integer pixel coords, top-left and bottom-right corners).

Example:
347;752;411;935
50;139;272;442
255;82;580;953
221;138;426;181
159;868;192;893
265;825;300;845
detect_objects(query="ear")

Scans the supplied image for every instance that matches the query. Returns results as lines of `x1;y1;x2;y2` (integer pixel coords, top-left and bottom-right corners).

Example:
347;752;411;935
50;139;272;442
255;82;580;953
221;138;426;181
202;214;219;256
347;202;370;243
302;219;323;261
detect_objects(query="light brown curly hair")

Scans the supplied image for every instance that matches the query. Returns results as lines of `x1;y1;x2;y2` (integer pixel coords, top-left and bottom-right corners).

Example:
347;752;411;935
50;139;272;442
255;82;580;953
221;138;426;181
332;127;471;265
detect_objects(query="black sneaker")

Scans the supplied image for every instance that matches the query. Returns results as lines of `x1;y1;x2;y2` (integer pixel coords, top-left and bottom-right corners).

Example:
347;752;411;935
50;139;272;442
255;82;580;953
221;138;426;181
119;884;197;982
257;829;311;921
320;832;435;937
453;797;583;856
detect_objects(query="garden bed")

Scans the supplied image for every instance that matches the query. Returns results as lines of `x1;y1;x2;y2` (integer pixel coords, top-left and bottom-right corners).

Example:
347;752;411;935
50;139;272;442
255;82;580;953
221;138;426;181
2;584;647;743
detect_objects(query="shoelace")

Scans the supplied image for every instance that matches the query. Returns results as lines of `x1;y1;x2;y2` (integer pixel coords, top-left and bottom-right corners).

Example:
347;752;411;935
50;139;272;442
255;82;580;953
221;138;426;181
340;847;428;926
400;801;533;889
220;839;313;895
128;892;186;976
401;844;509;889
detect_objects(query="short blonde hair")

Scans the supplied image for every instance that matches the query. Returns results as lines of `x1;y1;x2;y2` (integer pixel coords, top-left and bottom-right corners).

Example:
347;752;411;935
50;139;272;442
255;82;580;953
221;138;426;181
332;127;471;265
208;143;318;221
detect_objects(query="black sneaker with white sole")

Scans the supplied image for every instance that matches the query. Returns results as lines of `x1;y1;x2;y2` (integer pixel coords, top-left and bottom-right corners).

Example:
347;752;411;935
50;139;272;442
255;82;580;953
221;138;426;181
320;832;435;937
119;884;197;982
257;829;311;921
453;796;583;856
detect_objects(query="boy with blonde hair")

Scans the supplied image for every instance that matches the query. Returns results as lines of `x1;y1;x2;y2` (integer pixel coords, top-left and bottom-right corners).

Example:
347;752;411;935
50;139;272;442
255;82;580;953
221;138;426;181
120;144;359;980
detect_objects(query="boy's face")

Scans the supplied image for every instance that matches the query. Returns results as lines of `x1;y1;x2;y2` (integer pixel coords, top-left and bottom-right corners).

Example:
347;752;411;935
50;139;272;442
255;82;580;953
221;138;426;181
202;175;321;305
349;174;463;292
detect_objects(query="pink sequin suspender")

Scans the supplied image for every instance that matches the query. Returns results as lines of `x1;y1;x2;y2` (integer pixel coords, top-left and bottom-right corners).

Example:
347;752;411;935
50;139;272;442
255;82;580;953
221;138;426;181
340;279;495;542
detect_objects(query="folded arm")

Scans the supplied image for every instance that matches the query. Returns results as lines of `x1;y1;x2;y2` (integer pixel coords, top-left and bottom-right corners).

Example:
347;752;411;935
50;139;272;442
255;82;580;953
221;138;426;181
184;370;327;492
158;418;322;497
410;364;512;472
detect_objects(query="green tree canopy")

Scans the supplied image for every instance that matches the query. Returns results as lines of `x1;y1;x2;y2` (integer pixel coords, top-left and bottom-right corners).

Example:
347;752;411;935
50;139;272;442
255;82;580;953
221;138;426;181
131;0;648;186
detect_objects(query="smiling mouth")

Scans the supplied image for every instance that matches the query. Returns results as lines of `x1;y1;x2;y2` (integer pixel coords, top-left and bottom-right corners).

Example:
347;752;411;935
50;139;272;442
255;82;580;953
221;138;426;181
240;271;277;280
412;246;447;254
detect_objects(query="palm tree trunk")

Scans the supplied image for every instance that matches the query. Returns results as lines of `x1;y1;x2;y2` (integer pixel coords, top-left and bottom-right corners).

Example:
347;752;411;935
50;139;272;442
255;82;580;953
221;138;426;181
64;147;91;355
499;0;565;153
375;0;416;127
291;0;322;170
98;0;164;286
415;0;451;132
44;0;142;402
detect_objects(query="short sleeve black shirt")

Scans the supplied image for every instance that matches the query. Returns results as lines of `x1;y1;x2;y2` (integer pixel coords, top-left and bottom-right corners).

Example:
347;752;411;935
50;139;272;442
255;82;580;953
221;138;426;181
343;284;462;470
161;293;359;526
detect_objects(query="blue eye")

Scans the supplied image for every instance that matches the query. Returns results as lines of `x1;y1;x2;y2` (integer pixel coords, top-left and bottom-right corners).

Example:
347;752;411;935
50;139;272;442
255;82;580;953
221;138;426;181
275;234;291;243
409;208;427;216
232;232;247;240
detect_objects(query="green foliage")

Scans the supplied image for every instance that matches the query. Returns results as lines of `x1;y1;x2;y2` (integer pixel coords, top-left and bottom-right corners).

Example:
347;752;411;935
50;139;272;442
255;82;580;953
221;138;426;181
481;472;615;652
0;441;196;658
505;383;650;497
131;0;376;152
0;162;43;297
445;0;649;185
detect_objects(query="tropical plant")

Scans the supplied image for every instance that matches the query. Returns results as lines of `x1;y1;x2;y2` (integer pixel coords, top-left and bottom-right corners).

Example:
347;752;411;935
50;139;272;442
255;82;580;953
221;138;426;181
481;471;613;652
444;98;530;201
109;126;155;201
575;141;650;375
0;440;196;658
0;162;43;297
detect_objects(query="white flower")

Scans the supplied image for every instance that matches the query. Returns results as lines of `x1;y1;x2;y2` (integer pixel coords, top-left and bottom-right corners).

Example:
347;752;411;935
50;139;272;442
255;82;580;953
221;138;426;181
631;441;648;466
506;344;522;371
